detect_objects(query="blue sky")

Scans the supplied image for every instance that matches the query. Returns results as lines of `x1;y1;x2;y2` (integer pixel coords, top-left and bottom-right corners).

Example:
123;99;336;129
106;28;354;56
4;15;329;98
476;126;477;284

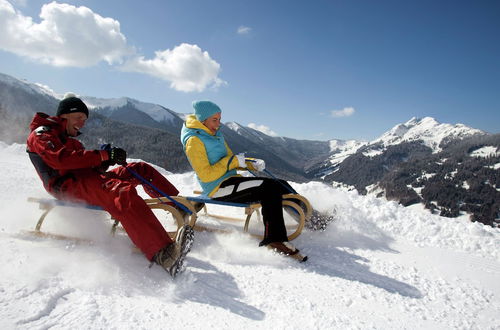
0;0;499;141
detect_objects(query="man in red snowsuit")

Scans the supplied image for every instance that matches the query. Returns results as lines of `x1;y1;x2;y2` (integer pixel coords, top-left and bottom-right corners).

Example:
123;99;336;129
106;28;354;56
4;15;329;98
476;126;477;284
26;93;193;278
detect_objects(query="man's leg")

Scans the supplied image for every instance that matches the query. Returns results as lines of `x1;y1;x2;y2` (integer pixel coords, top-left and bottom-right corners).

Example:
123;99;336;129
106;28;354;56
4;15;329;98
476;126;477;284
59;173;173;260
111;162;179;199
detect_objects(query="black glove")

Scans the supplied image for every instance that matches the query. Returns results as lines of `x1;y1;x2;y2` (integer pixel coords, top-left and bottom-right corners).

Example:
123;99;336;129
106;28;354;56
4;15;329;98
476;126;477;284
108;147;127;165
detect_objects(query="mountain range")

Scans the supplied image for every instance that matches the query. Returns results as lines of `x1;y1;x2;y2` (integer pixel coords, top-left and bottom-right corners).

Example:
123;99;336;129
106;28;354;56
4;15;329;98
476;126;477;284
0;72;498;226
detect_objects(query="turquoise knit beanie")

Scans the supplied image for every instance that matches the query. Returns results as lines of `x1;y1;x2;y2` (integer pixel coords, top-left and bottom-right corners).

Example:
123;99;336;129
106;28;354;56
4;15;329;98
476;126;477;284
192;100;221;122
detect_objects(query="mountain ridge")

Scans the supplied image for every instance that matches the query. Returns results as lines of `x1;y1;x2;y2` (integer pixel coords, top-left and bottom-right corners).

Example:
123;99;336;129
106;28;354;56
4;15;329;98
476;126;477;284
1;71;497;226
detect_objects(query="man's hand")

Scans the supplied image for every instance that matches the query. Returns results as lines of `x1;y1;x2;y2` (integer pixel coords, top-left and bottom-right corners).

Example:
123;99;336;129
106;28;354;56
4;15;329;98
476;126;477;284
108;147;127;165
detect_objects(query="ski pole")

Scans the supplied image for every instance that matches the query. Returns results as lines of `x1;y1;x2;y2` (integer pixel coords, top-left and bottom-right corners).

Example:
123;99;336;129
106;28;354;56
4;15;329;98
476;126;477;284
125;166;192;214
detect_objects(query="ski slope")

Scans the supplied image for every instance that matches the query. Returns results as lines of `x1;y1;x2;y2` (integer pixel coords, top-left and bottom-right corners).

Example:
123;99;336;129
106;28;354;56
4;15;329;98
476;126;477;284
0;142;498;329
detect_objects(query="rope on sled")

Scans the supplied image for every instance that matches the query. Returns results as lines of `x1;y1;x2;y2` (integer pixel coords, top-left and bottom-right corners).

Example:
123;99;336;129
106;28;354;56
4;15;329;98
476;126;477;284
125;167;192;215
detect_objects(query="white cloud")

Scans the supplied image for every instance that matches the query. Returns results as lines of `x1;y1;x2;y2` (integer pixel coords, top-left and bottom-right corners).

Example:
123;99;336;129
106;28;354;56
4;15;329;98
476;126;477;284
237;26;252;35
330;107;355;118
121;43;226;92
0;0;225;92
0;0;132;67
248;123;278;137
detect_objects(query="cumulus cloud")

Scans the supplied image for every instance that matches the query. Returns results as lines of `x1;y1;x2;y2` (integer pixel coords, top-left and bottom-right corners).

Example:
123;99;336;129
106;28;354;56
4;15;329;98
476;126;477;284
237;25;252;35
0;0;224;92
0;0;131;67
121;43;226;92
248;123;278;137
330;107;355;118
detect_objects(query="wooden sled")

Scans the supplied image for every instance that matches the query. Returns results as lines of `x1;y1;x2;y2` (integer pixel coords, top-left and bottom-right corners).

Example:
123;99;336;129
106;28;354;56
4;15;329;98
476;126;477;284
166;193;313;242
27;197;190;242
27;192;312;260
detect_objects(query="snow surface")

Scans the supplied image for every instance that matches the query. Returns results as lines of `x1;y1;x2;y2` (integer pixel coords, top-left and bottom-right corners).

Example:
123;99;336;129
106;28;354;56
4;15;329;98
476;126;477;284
329;139;366;154
470;146;499;158
1;141;499;330
324;140;367;173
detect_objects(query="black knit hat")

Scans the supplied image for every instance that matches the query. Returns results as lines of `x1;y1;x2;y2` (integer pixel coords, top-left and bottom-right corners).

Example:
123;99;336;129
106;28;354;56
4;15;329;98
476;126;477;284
56;93;89;117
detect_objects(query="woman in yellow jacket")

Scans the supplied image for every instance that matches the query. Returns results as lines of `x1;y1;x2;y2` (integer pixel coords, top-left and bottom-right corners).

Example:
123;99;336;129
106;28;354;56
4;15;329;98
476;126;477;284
181;101;301;256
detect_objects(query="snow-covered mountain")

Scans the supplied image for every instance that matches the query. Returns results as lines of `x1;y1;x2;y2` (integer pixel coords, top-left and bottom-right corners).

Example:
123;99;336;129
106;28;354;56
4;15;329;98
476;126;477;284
0;72;60;101
313;117;486;180
1;142;499;329
0;73;61;143
1;71;497;225
372;116;485;153
0;73;191;172
83;96;179;124
81;96;185;136
1;71;486;178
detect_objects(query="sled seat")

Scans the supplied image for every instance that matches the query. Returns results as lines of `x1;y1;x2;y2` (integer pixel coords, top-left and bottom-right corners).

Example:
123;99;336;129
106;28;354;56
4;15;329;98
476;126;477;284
27;197;187;241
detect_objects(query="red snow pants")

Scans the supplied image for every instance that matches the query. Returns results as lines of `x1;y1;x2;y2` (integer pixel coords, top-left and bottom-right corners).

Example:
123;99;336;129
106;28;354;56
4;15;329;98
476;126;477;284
55;162;178;260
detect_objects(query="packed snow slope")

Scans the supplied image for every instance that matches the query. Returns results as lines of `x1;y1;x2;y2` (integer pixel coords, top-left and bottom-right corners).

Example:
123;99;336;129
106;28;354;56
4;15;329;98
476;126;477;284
0;142;498;330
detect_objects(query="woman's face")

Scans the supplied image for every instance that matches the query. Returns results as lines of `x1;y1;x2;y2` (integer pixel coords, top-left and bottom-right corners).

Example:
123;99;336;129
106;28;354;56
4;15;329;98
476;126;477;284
203;112;221;134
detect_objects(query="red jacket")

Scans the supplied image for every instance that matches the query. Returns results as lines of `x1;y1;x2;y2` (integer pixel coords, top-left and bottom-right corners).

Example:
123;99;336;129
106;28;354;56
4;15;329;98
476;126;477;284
26;112;108;194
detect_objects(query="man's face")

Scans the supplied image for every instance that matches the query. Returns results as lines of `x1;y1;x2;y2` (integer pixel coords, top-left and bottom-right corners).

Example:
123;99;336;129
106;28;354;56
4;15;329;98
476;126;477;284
60;112;88;136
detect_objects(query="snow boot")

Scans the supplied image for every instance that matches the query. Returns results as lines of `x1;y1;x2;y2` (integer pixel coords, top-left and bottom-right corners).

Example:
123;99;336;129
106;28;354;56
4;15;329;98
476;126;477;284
268;241;299;255
267;241;308;262
154;224;194;278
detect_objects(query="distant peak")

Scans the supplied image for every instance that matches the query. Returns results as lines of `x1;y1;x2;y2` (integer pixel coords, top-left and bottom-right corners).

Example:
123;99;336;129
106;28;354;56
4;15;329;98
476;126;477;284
375;116;485;152
405;116;419;125
404;116;439;127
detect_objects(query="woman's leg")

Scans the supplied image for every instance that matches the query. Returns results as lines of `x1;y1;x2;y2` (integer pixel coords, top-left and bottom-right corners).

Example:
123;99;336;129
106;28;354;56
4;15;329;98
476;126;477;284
213;176;289;244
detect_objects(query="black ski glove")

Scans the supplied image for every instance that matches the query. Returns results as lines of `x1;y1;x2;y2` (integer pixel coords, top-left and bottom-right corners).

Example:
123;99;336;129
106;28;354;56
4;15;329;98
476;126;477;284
108;147;127;165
